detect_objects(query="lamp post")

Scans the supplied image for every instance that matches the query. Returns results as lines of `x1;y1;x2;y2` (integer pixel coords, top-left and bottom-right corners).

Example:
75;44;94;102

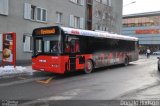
123;1;136;7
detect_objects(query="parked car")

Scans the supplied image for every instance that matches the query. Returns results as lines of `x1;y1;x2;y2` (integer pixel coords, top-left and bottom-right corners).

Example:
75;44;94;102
153;50;160;55
157;57;160;71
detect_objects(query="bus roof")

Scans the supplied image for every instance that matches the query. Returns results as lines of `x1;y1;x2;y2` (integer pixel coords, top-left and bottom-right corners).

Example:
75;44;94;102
61;27;138;41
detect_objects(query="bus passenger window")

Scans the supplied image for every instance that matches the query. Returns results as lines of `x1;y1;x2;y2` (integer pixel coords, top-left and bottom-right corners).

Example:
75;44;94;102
70;40;80;53
75;40;79;52
65;36;80;53
65;42;71;53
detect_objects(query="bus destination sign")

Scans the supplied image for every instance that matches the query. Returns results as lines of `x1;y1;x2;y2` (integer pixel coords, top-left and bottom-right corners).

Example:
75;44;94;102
35;28;56;35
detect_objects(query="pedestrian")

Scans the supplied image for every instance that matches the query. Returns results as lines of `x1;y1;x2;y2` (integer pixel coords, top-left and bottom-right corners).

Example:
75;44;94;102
146;48;151;58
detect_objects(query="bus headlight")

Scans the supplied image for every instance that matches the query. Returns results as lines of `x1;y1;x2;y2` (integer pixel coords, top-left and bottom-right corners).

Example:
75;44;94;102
39;60;47;63
32;62;36;65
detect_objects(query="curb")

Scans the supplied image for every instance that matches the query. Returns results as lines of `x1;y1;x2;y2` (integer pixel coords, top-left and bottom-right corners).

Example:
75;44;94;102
0;70;53;79
0;71;35;79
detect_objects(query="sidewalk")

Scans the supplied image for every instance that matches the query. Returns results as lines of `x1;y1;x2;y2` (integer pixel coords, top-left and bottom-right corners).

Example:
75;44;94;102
0;65;35;78
139;54;159;59
120;81;160;100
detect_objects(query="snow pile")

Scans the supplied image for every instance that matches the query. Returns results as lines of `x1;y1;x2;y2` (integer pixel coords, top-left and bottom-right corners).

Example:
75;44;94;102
0;66;33;77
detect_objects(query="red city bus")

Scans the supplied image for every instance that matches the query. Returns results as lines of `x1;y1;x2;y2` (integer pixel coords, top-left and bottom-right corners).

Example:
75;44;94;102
32;26;139;74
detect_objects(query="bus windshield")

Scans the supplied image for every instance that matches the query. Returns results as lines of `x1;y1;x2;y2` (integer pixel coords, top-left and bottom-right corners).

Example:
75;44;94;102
33;35;61;56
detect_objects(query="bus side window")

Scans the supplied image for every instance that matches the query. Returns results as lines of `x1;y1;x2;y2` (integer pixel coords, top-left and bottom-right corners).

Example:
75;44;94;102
65;36;80;53
70;40;75;53
65;42;71;53
74;40;80;53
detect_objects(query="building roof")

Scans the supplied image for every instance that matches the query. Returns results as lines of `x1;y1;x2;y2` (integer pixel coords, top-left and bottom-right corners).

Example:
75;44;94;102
123;11;160;18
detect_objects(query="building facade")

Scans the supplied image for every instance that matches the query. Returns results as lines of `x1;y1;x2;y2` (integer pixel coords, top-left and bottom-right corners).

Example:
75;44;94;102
122;12;160;54
86;0;122;34
0;0;122;65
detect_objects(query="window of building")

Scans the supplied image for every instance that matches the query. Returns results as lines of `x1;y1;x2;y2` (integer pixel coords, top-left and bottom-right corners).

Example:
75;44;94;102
36;8;47;22
96;0;101;2
0;0;8;15
42;9;47;22
56;12;63;24
70;0;84;5
96;0;111;6
102;13;107;19
123;16;160;27
102;0;107;5
70;15;84;29
95;8;102;18
97;25;100;30
23;34;33;52
105;27;108;31
100;26;103;30
0;34;2;51
36;8;41;21
31;5;36;20
74;16;80;28
95;8;99;18
135;18;138;25
24;3;47;22
108;0;111;6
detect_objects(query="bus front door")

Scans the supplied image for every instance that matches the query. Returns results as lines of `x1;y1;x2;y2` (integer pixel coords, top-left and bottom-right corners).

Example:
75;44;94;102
69;53;76;71
69;39;79;71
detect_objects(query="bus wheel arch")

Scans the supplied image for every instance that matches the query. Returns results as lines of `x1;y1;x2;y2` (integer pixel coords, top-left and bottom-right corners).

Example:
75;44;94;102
84;59;94;74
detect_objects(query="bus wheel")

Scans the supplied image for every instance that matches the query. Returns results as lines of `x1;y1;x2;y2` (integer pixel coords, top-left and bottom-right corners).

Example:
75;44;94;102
124;57;129;66
84;60;93;74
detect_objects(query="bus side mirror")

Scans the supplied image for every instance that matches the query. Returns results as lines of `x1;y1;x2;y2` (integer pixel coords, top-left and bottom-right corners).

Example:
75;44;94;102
157;57;160;59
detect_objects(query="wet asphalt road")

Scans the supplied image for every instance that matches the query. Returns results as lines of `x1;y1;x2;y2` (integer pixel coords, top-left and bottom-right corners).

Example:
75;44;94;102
0;55;160;106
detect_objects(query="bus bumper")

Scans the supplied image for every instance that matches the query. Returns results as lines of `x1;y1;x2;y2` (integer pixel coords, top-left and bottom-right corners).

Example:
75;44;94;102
32;65;65;74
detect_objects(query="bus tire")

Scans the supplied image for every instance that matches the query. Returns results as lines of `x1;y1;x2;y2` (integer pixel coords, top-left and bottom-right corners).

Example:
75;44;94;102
124;57;129;66
84;60;94;74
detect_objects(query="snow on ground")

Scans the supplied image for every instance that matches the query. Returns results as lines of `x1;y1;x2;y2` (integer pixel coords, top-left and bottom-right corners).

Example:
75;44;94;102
0;66;34;77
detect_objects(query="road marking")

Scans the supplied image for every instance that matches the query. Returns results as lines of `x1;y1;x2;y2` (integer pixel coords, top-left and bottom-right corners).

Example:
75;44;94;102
37;89;86;101
63;89;82;96
0;77;47;87
36;77;53;84
38;96;73;100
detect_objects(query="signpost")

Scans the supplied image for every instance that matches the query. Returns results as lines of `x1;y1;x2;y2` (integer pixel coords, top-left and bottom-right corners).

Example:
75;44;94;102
2;32;16;68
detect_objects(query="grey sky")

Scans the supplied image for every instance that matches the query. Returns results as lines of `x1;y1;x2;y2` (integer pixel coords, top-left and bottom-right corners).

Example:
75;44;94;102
123;0;160;15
